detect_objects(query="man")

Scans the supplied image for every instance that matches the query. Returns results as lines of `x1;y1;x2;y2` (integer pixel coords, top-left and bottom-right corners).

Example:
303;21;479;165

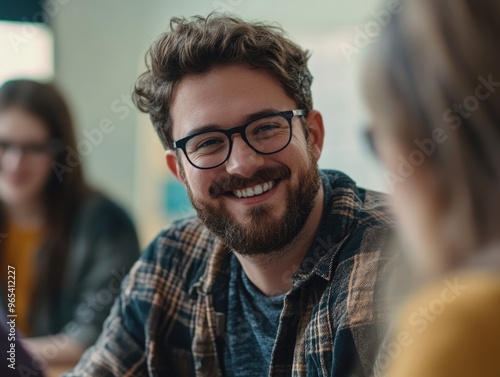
65;14;394;377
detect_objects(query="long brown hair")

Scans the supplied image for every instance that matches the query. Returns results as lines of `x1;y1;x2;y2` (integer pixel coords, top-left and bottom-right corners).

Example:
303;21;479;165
0;79;88;312
365;0;500;264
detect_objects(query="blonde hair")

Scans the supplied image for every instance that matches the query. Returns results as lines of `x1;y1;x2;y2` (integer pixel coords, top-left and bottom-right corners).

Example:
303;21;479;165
365;0;500;261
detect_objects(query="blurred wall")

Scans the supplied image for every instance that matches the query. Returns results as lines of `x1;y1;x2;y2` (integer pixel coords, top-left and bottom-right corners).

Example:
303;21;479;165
51;0;388;245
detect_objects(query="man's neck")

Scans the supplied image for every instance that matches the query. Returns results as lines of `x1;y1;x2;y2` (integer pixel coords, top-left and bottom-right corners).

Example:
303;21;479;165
234;186;325;296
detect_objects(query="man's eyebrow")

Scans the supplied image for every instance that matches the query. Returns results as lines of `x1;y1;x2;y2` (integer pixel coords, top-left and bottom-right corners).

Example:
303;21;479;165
184;108;283;138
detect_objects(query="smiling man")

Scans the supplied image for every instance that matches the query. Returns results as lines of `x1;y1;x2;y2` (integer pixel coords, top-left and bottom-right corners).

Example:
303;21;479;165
65;15;394;377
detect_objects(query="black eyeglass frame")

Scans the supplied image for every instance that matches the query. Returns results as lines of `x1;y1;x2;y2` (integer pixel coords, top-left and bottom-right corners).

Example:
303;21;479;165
0;139;65;156
363;127;378;158
172;109;306;169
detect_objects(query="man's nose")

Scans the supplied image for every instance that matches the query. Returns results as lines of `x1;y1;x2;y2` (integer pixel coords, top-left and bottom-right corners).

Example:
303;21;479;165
225;135;265;178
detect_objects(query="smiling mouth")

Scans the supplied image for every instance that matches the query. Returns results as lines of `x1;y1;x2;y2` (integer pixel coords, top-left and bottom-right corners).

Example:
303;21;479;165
231;180;277;198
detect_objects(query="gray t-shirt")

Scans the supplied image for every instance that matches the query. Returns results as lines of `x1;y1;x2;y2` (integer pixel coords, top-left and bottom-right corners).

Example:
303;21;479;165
223;254;285;377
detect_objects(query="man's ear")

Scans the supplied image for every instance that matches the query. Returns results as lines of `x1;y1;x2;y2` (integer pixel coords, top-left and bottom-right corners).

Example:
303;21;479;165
165;150;186;187
304;109;325;161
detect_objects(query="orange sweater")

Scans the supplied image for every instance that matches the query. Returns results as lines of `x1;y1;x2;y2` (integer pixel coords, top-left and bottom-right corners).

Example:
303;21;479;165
1;224;43;336
384;272;500;377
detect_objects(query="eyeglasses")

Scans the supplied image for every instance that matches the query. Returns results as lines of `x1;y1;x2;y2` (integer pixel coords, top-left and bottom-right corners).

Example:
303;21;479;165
364;127;378;158
0;140;64;159
173;109;306;169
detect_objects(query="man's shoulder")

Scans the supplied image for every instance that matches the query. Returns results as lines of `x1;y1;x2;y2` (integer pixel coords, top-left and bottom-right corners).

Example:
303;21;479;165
316;172;396;353
319;170;395;287
321;169;393;229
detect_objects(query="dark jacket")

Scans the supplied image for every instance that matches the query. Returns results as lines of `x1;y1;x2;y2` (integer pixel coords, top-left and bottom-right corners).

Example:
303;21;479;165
1;192;140;347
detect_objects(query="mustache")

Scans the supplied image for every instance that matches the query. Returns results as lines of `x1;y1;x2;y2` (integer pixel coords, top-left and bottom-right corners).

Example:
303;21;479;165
209;166;291;198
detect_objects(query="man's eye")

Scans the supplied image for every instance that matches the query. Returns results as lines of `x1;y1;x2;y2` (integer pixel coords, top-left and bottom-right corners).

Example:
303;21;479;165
252;123;287;138
197;137;225;149
256;124;279;132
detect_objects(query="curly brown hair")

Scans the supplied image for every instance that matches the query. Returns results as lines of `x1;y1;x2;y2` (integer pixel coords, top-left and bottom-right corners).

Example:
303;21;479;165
133;14;313;150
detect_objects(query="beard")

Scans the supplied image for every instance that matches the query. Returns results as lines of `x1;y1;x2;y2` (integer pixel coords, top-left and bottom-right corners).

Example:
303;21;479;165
182;149;321;256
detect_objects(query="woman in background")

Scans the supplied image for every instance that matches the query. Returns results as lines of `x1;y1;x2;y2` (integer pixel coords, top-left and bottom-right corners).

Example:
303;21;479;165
364;0;500;375
0;79;140;369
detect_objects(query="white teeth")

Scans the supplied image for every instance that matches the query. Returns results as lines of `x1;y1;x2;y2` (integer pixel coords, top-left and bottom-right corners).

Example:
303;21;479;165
233;180;275;198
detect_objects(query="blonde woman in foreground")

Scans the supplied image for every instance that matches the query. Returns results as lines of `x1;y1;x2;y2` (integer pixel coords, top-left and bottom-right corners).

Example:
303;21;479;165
364;0;500;376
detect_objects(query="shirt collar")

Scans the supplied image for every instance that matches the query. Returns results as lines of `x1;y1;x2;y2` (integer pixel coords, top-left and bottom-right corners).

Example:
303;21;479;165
292;170;360;284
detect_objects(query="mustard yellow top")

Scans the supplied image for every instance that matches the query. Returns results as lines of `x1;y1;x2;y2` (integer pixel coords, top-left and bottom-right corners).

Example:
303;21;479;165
385;272;500;377
1;224;44;337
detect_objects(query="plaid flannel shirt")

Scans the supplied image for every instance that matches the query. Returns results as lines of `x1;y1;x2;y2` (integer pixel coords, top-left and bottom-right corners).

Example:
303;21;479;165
64;170;394;377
